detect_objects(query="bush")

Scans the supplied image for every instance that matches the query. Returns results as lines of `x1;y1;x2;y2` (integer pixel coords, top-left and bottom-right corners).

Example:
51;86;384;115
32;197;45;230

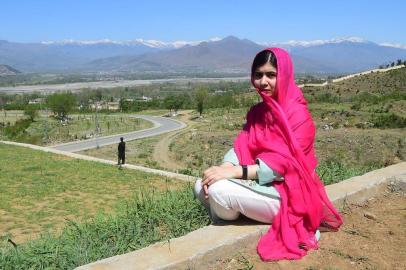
3;119;32;139
177;168;194;175
314;92;340;103
350;102;361;111
370;113;406;129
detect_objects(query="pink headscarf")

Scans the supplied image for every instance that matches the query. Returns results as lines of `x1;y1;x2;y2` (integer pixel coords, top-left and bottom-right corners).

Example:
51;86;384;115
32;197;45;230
234;48;343;260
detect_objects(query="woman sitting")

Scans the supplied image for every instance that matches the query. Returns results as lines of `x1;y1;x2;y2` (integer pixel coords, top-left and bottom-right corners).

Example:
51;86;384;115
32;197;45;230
194;48;343;261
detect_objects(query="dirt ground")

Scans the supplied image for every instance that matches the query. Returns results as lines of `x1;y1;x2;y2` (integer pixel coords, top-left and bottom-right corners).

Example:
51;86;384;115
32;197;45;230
210;187;406;270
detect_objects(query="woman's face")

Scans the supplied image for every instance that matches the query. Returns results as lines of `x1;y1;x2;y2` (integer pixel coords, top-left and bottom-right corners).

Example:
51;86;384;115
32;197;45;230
252;62;277;96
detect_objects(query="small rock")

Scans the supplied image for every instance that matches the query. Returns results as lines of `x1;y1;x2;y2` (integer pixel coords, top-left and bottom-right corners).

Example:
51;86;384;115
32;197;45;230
388;230;394;235
364;211;377;220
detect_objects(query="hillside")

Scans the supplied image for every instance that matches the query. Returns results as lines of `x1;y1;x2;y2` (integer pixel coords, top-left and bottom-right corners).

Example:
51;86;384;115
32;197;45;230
303;66;406;102
0;64;21;76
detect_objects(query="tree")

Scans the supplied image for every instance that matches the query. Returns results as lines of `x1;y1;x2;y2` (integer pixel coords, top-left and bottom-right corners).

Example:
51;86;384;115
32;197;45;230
46;93;76;119
24;105;39;122
173;95;185;114
119;98;131;112
164;95;177;113
195;88;208;117
164;94;185;114
397;59;402;66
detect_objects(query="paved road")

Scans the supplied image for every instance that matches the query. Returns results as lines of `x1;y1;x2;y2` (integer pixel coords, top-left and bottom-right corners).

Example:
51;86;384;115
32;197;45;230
50;115;186;152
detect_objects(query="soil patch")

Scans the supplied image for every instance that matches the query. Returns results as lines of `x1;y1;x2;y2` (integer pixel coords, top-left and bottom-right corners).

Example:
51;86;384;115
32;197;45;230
210;189;406;270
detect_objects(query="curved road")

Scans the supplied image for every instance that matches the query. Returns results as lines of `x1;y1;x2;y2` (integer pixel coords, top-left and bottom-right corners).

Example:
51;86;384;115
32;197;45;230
50;115;186;152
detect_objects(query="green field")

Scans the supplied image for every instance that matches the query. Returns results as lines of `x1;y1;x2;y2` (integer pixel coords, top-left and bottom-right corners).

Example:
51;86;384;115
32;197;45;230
0;143;209;269
0;143;185;243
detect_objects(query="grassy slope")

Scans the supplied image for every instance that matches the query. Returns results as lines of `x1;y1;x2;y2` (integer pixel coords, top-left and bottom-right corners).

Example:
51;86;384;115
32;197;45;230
0;143;184;242
169;68;406;178
76;68;406;178
0;143;209;269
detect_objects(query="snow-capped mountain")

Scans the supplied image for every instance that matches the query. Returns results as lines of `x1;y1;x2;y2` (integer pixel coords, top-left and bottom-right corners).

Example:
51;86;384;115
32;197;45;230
40;37;222;49
1;36;405;74
262;37;369;49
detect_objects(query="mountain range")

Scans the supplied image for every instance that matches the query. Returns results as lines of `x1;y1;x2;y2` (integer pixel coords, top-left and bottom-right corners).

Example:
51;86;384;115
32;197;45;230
0;65;21;76
1;36;405;74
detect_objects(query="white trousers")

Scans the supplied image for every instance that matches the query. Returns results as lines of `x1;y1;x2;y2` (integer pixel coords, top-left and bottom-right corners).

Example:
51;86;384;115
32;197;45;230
194;179;281;224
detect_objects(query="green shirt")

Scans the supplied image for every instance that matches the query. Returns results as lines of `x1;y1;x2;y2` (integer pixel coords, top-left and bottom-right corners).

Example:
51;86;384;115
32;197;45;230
223;148;282;199
223;148;321;241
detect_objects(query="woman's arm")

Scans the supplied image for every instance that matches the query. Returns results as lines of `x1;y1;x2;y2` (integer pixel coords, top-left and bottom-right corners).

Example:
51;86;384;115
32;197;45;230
201;148;258;198
201;164;259;187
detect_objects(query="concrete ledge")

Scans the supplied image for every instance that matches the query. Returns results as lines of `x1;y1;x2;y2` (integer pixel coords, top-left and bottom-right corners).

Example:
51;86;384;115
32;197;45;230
0;140;196;182
76;162;406;270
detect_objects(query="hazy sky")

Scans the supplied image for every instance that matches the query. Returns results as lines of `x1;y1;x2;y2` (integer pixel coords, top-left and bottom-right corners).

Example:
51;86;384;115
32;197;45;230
2;0;405;45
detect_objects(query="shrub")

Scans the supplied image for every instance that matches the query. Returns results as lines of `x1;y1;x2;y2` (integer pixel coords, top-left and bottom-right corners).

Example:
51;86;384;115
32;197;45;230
370;113;406;129
3;119;32;139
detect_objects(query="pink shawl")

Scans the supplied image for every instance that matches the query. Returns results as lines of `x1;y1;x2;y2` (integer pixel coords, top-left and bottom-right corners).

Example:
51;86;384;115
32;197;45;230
234;48;343;260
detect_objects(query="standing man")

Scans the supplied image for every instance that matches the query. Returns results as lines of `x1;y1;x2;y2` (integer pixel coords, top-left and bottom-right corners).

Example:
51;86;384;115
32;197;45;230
118;137;126;166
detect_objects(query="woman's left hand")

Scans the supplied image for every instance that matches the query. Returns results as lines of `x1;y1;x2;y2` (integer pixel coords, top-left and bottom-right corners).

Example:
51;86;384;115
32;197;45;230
201;166;237;187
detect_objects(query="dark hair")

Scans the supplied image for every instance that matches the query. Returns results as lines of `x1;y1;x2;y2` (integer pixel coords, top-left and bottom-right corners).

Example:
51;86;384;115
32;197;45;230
120;137;124;141
251;50;277;75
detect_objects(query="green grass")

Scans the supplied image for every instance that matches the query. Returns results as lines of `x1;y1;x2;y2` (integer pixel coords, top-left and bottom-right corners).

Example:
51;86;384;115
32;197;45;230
0;185;210;269
316;159;382;185
0;143;210;269
0;143;184;243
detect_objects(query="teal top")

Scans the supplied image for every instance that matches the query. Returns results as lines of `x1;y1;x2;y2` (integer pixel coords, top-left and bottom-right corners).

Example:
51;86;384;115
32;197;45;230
223;148;321;241
222;148;282;199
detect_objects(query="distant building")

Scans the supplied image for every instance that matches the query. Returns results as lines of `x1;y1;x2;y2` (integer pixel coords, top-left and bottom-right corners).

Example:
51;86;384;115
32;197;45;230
106;101;120;110
28;98;44;104
89;101;120;111
90;101;103;110
136;96;152;102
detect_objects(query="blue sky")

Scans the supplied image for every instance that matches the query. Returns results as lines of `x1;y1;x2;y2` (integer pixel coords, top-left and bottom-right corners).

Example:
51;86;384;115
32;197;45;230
1;0;405;45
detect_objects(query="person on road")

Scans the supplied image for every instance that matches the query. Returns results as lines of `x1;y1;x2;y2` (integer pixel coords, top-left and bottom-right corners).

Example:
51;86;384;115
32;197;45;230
194;48;342;261
117;137;126;166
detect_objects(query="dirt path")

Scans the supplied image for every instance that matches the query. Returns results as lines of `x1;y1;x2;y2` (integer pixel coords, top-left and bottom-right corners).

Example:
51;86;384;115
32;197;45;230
152;110;196;170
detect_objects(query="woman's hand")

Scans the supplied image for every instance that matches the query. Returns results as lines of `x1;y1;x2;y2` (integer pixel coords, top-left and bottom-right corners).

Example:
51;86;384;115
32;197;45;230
202;166;238;187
